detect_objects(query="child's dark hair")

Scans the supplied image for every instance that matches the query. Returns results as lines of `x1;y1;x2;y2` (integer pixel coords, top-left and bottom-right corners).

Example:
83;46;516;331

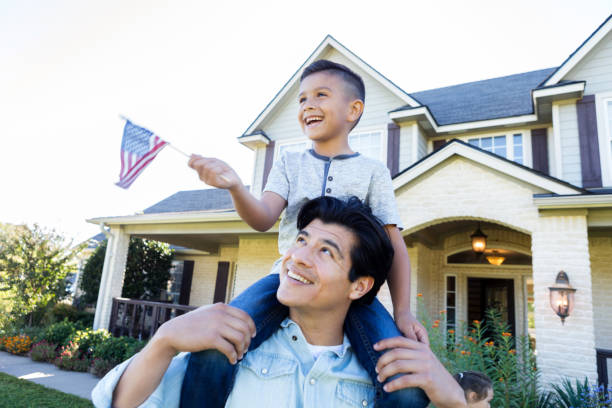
296;196;393;305
454;371;493;402
300;59;366;128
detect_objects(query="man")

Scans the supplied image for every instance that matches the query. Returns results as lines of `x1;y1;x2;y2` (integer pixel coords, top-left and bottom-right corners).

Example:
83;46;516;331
92;197;466;408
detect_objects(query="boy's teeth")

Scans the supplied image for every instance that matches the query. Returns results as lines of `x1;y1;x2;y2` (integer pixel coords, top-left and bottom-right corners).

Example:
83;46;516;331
288;270;313;284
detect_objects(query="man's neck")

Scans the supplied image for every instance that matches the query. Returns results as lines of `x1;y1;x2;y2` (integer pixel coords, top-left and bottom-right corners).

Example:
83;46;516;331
288;306;348;346
312;137;354;158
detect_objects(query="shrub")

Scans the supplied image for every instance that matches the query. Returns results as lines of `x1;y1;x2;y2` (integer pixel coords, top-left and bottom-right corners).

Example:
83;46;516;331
90;358;117;378
551;378;612;408
4;335;32;355
69;328;111;359
93;336;146;364
29;340;58;362
43;319;78;346
48;303;79;323
54;341;90;372
20;325;46;344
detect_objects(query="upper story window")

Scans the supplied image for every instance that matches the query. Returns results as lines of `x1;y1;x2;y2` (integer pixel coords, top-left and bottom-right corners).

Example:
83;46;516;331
276;139;310;158
349;130;384;161
467;133;524;164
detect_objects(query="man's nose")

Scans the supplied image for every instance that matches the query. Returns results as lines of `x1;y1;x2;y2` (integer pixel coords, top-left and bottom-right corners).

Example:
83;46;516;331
291;245;314;266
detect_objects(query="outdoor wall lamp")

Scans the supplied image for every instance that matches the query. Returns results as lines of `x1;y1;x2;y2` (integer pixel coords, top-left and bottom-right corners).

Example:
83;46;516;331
549;271;576;325
486;250;505;266
471;224;487;253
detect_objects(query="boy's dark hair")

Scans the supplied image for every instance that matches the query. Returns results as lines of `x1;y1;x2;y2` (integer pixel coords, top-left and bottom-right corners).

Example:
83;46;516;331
454;371;493;402
296;196;393;305
300;59;366;129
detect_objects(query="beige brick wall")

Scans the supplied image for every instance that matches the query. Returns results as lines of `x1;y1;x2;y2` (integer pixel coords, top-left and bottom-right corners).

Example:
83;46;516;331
232;235;280;299
590;236;612;349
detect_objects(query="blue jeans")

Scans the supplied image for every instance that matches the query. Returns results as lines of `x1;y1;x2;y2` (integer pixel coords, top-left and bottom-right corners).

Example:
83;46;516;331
179;274;429;408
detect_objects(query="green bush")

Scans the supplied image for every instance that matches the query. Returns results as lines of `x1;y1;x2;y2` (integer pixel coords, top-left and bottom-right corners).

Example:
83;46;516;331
54;341;90;372
90;358;117;378
43;319;78;347
92;336;146;364
69;328;111;359
75;310;95;328
30;340;58;362
47;303;79;323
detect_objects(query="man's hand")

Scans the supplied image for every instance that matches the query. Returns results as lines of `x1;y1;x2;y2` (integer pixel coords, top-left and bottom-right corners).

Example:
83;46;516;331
189;154;242;191
394;309;429;345
374;337;467;408
156;303;256;364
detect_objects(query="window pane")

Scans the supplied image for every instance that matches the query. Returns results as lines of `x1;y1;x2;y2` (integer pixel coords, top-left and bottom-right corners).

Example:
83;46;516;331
494;136;506;147
468;139;479;146
447;308;456;324
446;292;456;306
279;141;309;156
481;137;492;150
349;131;381;160
495;146;507;158
447;276;456;291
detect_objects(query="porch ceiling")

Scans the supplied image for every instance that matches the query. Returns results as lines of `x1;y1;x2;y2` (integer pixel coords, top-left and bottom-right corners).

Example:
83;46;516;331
130;233;246;253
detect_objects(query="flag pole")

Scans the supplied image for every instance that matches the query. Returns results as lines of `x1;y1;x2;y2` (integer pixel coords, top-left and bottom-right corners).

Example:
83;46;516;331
167;143;191;159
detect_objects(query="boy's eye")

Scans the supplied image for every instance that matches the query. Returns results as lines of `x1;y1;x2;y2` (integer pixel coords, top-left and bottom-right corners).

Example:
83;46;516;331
317;92;326;97
298;97;306;103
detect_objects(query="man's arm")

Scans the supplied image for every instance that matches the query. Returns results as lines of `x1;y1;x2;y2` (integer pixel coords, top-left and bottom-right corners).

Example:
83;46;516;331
385;226;428;343
374;337;467;408
112;304;256;408
188;155;286;231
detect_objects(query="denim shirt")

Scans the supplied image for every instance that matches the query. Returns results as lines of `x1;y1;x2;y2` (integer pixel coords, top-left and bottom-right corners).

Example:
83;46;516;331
92;318;375;408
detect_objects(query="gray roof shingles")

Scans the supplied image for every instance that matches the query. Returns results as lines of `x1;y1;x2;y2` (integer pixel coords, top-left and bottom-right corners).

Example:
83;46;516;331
405;68;557;126
143;188;236;214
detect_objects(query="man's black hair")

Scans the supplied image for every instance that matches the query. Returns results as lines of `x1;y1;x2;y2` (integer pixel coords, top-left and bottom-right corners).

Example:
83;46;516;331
296;196;393;305
453;371;493;403
300;59;366;129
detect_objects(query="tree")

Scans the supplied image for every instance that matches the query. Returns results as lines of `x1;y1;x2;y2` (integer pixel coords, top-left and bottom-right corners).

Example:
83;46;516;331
0;223;82;326
79;237;174;305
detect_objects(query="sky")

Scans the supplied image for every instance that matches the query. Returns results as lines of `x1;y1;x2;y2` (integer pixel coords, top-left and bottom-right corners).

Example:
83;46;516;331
1;0;611;244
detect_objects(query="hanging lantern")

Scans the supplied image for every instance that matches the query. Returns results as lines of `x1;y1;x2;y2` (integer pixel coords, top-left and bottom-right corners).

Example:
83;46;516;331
471;225;487;253
548;271;576;325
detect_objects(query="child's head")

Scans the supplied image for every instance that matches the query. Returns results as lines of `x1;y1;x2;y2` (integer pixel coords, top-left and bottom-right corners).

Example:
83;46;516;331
454;371;493;408
298;60;365;142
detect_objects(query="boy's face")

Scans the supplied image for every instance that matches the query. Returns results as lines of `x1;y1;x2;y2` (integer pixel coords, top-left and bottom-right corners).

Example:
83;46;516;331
297;71;362;143
277;219;371;311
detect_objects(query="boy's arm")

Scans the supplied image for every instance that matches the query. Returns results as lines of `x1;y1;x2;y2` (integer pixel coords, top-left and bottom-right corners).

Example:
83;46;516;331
112;304;255;408
385;225;428;344
189;155;286;231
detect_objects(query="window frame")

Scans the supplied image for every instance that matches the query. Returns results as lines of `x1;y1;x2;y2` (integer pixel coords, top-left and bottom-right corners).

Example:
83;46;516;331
445;274;458;333
595;92;612;187
274;137;312;160
348;127;387;162
463;130;530;166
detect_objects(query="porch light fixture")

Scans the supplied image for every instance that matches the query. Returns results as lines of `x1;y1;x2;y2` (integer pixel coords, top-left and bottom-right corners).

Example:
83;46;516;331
548;271;576;325
486;251;505;266
471;224;487;253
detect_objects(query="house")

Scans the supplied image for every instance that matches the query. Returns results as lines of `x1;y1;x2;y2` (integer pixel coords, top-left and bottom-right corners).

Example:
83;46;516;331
88;14;612;386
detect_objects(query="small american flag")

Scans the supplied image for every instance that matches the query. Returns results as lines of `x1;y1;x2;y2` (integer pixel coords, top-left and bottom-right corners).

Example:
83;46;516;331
116;120;168;189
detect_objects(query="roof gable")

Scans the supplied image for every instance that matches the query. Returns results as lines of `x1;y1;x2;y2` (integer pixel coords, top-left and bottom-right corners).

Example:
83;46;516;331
242;35;420;136
393;139;586;196
542;14;612;87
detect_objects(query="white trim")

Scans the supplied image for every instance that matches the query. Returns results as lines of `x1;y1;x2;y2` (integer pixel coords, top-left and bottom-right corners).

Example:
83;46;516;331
444;274;457;331
462;131;530;166
390;108;539;134
349;126;386;162
238;134;270;150
392;141;583;195
243;35;420;136
531;82;585;100
551;103;564;179
534;194;612;209
87;211;243;225
595;92;612;186
411;123;419;163
543;16;612;86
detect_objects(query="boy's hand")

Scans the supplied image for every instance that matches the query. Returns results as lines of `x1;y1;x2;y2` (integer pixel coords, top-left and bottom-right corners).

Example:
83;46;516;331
374;337;467;408
155;303;256;364
395;310;429;345
189;154;242;190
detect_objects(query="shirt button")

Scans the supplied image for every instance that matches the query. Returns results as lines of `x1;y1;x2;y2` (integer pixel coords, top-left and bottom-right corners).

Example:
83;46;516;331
362;400;368;406
261;368;268;375
292;335;298;341
328;176;333;181
326;188;331;194
309;378;316;385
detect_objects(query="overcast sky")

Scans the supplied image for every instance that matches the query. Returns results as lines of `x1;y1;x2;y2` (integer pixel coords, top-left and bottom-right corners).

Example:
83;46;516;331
1;0;611;243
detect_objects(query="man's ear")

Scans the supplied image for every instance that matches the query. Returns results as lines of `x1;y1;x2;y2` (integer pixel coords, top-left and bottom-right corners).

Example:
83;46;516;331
349;276;374;301
346;99;364;123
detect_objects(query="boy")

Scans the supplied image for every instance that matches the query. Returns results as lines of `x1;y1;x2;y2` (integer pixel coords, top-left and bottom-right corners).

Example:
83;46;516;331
454;371;493;408
183;60;428;407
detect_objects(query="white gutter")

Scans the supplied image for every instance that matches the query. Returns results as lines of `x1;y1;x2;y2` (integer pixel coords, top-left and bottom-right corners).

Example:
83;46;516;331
534;194;612;209
87;210;242;226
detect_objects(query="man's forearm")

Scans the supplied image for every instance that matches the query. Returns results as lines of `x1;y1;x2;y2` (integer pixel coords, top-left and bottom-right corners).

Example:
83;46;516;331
112;335;175;408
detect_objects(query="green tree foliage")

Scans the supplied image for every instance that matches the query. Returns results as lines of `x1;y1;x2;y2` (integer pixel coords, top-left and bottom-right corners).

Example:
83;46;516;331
79;237;173;304
0;224;81;326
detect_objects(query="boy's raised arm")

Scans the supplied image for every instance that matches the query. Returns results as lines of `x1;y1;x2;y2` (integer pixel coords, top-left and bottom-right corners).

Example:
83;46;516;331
189;155;286;231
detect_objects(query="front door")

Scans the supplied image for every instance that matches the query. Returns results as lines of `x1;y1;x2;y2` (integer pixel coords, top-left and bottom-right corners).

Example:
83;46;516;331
467;278;516;336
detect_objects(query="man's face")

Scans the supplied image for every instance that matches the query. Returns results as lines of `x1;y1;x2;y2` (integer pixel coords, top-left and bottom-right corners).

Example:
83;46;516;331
297;71;356;143
277;219;360;311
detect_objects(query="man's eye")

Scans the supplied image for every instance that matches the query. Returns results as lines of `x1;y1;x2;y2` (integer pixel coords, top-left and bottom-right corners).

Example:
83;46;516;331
321;247;332;256
296;236;306;244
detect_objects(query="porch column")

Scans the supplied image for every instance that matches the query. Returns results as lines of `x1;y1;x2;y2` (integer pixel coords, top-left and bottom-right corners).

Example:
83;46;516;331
531;211;597;385
93;227;130;330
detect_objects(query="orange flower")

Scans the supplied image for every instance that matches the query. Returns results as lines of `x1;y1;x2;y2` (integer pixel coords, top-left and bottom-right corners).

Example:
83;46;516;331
439;310;447;314
509;349;516;355
502;332;512;337
460;350;466;355
448;329;455;334
466;351;471;355
499;377;504;382
417;293;423;297
434;320;440;325
473;320;480;325
432;324;439;328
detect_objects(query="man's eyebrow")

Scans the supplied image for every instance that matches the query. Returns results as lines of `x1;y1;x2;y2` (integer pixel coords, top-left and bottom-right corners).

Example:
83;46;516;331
297;230;309;237
322;238;344;260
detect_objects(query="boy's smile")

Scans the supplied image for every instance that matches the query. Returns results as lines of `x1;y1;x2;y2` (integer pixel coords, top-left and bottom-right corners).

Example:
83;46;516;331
297;71;360;145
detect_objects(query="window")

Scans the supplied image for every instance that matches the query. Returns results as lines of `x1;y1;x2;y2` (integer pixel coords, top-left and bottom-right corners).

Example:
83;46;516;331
276;139;310;158
349;130;383;161
446;275;457;332
467;133;525;164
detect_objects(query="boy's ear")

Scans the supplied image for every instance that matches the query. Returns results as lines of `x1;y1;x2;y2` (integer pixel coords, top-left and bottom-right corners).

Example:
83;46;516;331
349;276;374;301
346;99;364;123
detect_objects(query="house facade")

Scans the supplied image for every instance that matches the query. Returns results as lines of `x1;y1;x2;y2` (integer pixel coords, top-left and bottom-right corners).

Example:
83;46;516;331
89;15;612;386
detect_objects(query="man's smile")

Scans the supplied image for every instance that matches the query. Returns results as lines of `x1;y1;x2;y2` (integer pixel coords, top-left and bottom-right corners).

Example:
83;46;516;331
287;268;314;285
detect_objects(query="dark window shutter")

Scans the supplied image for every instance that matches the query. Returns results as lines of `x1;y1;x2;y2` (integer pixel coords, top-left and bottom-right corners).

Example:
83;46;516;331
213;261;231;303
530;128;549;175
178;260;194;306
262;141;276;191
386;123;400;176
577;95;602;187
433;139;446;151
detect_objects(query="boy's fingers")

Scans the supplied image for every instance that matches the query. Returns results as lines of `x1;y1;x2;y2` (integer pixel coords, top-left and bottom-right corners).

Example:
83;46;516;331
219;325;250;357
415;326;430;345
225;315;256;345
224;306;257;336
214;336;239;365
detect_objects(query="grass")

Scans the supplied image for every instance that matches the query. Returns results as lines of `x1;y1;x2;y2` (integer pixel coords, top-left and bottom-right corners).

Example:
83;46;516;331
0;372;93;408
